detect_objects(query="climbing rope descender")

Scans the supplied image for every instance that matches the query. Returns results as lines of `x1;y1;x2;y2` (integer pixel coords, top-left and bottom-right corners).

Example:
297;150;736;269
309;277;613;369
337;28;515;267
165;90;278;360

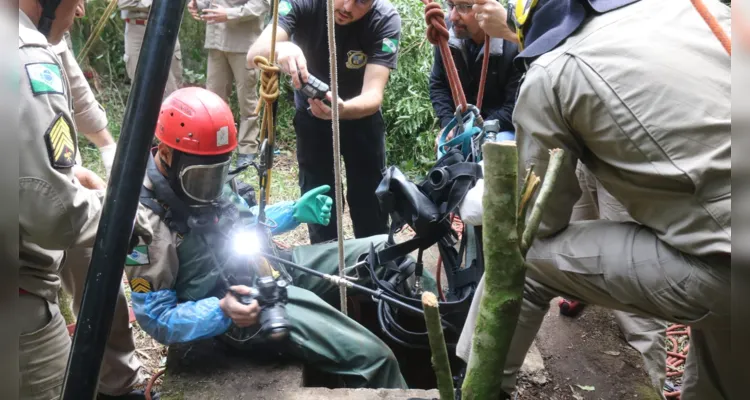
436;104;485;162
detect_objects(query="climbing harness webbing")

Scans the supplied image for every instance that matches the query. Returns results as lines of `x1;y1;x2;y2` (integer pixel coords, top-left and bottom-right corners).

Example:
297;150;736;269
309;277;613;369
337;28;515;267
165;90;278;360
325;0;348;315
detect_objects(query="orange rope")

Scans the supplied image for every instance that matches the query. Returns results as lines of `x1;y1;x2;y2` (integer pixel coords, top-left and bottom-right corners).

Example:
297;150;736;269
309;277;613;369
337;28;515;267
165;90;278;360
691;0;731;55
475;34;491;111
663;324;691;399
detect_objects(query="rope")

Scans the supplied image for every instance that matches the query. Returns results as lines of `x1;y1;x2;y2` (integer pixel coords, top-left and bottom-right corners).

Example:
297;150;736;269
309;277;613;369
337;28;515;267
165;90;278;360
423;0;467;112
421;1;491;114
325;0;348;315
475;35;490;111
253;0;283;204
76;0;119;64
664;324;691;399
144;368;165;400
691;0;731;56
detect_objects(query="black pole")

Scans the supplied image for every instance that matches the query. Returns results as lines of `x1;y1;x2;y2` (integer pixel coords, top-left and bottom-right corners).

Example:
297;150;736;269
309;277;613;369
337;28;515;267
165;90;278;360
60;0;186;398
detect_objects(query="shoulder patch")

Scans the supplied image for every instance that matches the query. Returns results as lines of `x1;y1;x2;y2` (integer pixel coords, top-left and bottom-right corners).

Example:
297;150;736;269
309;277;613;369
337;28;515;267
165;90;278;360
346;50;368;69
130;277;152;294
126;245;151;266
278;0;292;16
25;62;64;96
381;38;399;54
44;113;77;169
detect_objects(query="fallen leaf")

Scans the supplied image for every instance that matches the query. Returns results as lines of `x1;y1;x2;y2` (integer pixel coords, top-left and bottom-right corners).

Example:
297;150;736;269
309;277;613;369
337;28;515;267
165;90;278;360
603;350;621;356
576;384;595;391
572;394;584;400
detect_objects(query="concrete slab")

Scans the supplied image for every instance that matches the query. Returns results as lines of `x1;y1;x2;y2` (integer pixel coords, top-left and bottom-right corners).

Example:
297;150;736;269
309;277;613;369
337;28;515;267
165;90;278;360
160;338;304;400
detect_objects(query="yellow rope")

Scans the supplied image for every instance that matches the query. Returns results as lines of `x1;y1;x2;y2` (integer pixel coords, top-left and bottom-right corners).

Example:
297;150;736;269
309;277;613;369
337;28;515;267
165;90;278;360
76;0;119;64
253;0;282;204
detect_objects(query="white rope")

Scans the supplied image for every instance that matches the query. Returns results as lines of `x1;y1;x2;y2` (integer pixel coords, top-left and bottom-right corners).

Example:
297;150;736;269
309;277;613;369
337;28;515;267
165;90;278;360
325;0;347;315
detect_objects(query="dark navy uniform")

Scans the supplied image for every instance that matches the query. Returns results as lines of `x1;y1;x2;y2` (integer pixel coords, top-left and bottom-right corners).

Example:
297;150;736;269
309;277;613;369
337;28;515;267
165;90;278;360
278;0;401;243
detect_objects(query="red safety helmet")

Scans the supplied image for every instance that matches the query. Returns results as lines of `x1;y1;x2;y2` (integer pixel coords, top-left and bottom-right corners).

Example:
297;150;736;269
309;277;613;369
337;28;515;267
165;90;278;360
156;87;238;204
156;87;238;156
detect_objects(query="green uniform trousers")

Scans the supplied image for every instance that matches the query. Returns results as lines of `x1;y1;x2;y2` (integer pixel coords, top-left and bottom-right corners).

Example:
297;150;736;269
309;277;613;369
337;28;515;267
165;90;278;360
229;235;423;389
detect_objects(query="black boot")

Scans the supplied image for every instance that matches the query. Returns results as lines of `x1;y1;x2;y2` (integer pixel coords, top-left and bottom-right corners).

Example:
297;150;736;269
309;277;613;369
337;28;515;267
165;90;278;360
97;389;160;400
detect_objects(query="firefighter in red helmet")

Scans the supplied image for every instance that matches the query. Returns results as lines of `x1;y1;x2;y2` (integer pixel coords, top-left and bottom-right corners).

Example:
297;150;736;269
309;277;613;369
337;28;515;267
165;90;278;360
116;87;408;389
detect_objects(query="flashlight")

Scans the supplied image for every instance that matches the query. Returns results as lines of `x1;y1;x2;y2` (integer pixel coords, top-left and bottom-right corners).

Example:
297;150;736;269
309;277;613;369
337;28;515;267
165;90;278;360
232;229;262;256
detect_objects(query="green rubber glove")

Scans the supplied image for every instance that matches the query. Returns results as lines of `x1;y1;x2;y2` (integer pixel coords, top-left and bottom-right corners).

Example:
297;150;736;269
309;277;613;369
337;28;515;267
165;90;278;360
293;185;333;226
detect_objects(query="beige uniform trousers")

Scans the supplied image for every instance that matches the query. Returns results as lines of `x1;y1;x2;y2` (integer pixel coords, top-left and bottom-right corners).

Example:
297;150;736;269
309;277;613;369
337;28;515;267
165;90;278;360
19;294;69;400
124;22;183;97
206;49;260;155
572;163;669;397
59;248;142;396
18;251;141;399
456;222;731;400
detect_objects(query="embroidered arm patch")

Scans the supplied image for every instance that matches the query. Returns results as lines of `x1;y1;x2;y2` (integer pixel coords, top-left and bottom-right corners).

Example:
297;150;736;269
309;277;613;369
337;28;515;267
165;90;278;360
43;113;77;169
126;245;151;266
25;62;64;96
130;277;153;294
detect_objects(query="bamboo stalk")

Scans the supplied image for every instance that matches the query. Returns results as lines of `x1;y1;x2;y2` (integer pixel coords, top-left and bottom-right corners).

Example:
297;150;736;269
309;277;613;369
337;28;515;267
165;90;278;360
58;288;76;325
461;141;525;399
520;149;565;255
422;292;455;400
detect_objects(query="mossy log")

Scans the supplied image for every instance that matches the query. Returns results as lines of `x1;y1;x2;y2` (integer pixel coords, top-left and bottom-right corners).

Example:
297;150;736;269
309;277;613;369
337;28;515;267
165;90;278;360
422;292;454;400
461;141;525;399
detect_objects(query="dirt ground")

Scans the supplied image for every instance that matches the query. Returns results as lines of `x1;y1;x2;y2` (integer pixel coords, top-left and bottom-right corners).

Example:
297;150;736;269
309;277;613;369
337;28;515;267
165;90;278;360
515;302;662;400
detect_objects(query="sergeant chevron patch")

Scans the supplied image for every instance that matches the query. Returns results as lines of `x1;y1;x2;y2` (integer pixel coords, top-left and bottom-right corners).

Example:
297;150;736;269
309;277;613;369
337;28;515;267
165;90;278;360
130;277;152;294
43;113;77;169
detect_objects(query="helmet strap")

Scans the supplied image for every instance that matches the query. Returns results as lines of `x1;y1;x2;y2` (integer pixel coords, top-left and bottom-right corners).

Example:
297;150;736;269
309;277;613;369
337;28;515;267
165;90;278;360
37;0;62;37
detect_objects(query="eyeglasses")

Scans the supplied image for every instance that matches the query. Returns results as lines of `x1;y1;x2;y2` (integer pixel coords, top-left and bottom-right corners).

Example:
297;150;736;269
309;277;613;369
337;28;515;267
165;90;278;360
445;1;474;15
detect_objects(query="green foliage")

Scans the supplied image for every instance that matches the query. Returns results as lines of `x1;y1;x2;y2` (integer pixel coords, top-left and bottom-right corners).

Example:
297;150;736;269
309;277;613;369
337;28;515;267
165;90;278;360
71;0;440;176
382;0;438;177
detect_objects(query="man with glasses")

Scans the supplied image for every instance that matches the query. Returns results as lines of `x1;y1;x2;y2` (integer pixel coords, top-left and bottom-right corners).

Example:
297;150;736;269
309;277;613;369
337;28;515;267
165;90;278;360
246;0;401;245
429;0;521;148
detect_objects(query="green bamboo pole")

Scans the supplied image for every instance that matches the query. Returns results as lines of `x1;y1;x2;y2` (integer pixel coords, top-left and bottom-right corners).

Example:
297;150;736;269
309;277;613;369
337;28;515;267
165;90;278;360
521;149;565;255
58;288;76;325
461;141;525;399
422;292;455;400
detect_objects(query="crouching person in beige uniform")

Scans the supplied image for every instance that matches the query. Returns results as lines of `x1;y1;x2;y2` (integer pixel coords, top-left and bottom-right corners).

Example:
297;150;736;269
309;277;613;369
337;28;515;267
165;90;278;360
456;1;732;399
188;0;268;166
118;0;183;96
19;2;153;399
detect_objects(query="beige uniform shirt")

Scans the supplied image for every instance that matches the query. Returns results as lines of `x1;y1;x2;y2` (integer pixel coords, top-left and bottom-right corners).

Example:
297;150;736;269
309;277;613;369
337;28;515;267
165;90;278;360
198;0;270;53
19;11;107;302
52;34;108;138
118;0;152;18
515;0;731;261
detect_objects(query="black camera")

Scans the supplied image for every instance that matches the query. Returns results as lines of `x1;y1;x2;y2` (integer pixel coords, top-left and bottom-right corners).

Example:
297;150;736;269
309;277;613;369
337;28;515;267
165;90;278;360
234;275;291;341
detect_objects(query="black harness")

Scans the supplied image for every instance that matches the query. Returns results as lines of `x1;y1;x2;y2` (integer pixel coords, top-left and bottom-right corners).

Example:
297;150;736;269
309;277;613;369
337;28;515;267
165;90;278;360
365;148;484;350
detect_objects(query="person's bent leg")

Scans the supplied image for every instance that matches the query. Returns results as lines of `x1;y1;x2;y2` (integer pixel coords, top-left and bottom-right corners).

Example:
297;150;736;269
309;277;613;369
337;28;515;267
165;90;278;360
60;248;141;396
612;310;668;397
282;286;407;388
229;52;261;158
